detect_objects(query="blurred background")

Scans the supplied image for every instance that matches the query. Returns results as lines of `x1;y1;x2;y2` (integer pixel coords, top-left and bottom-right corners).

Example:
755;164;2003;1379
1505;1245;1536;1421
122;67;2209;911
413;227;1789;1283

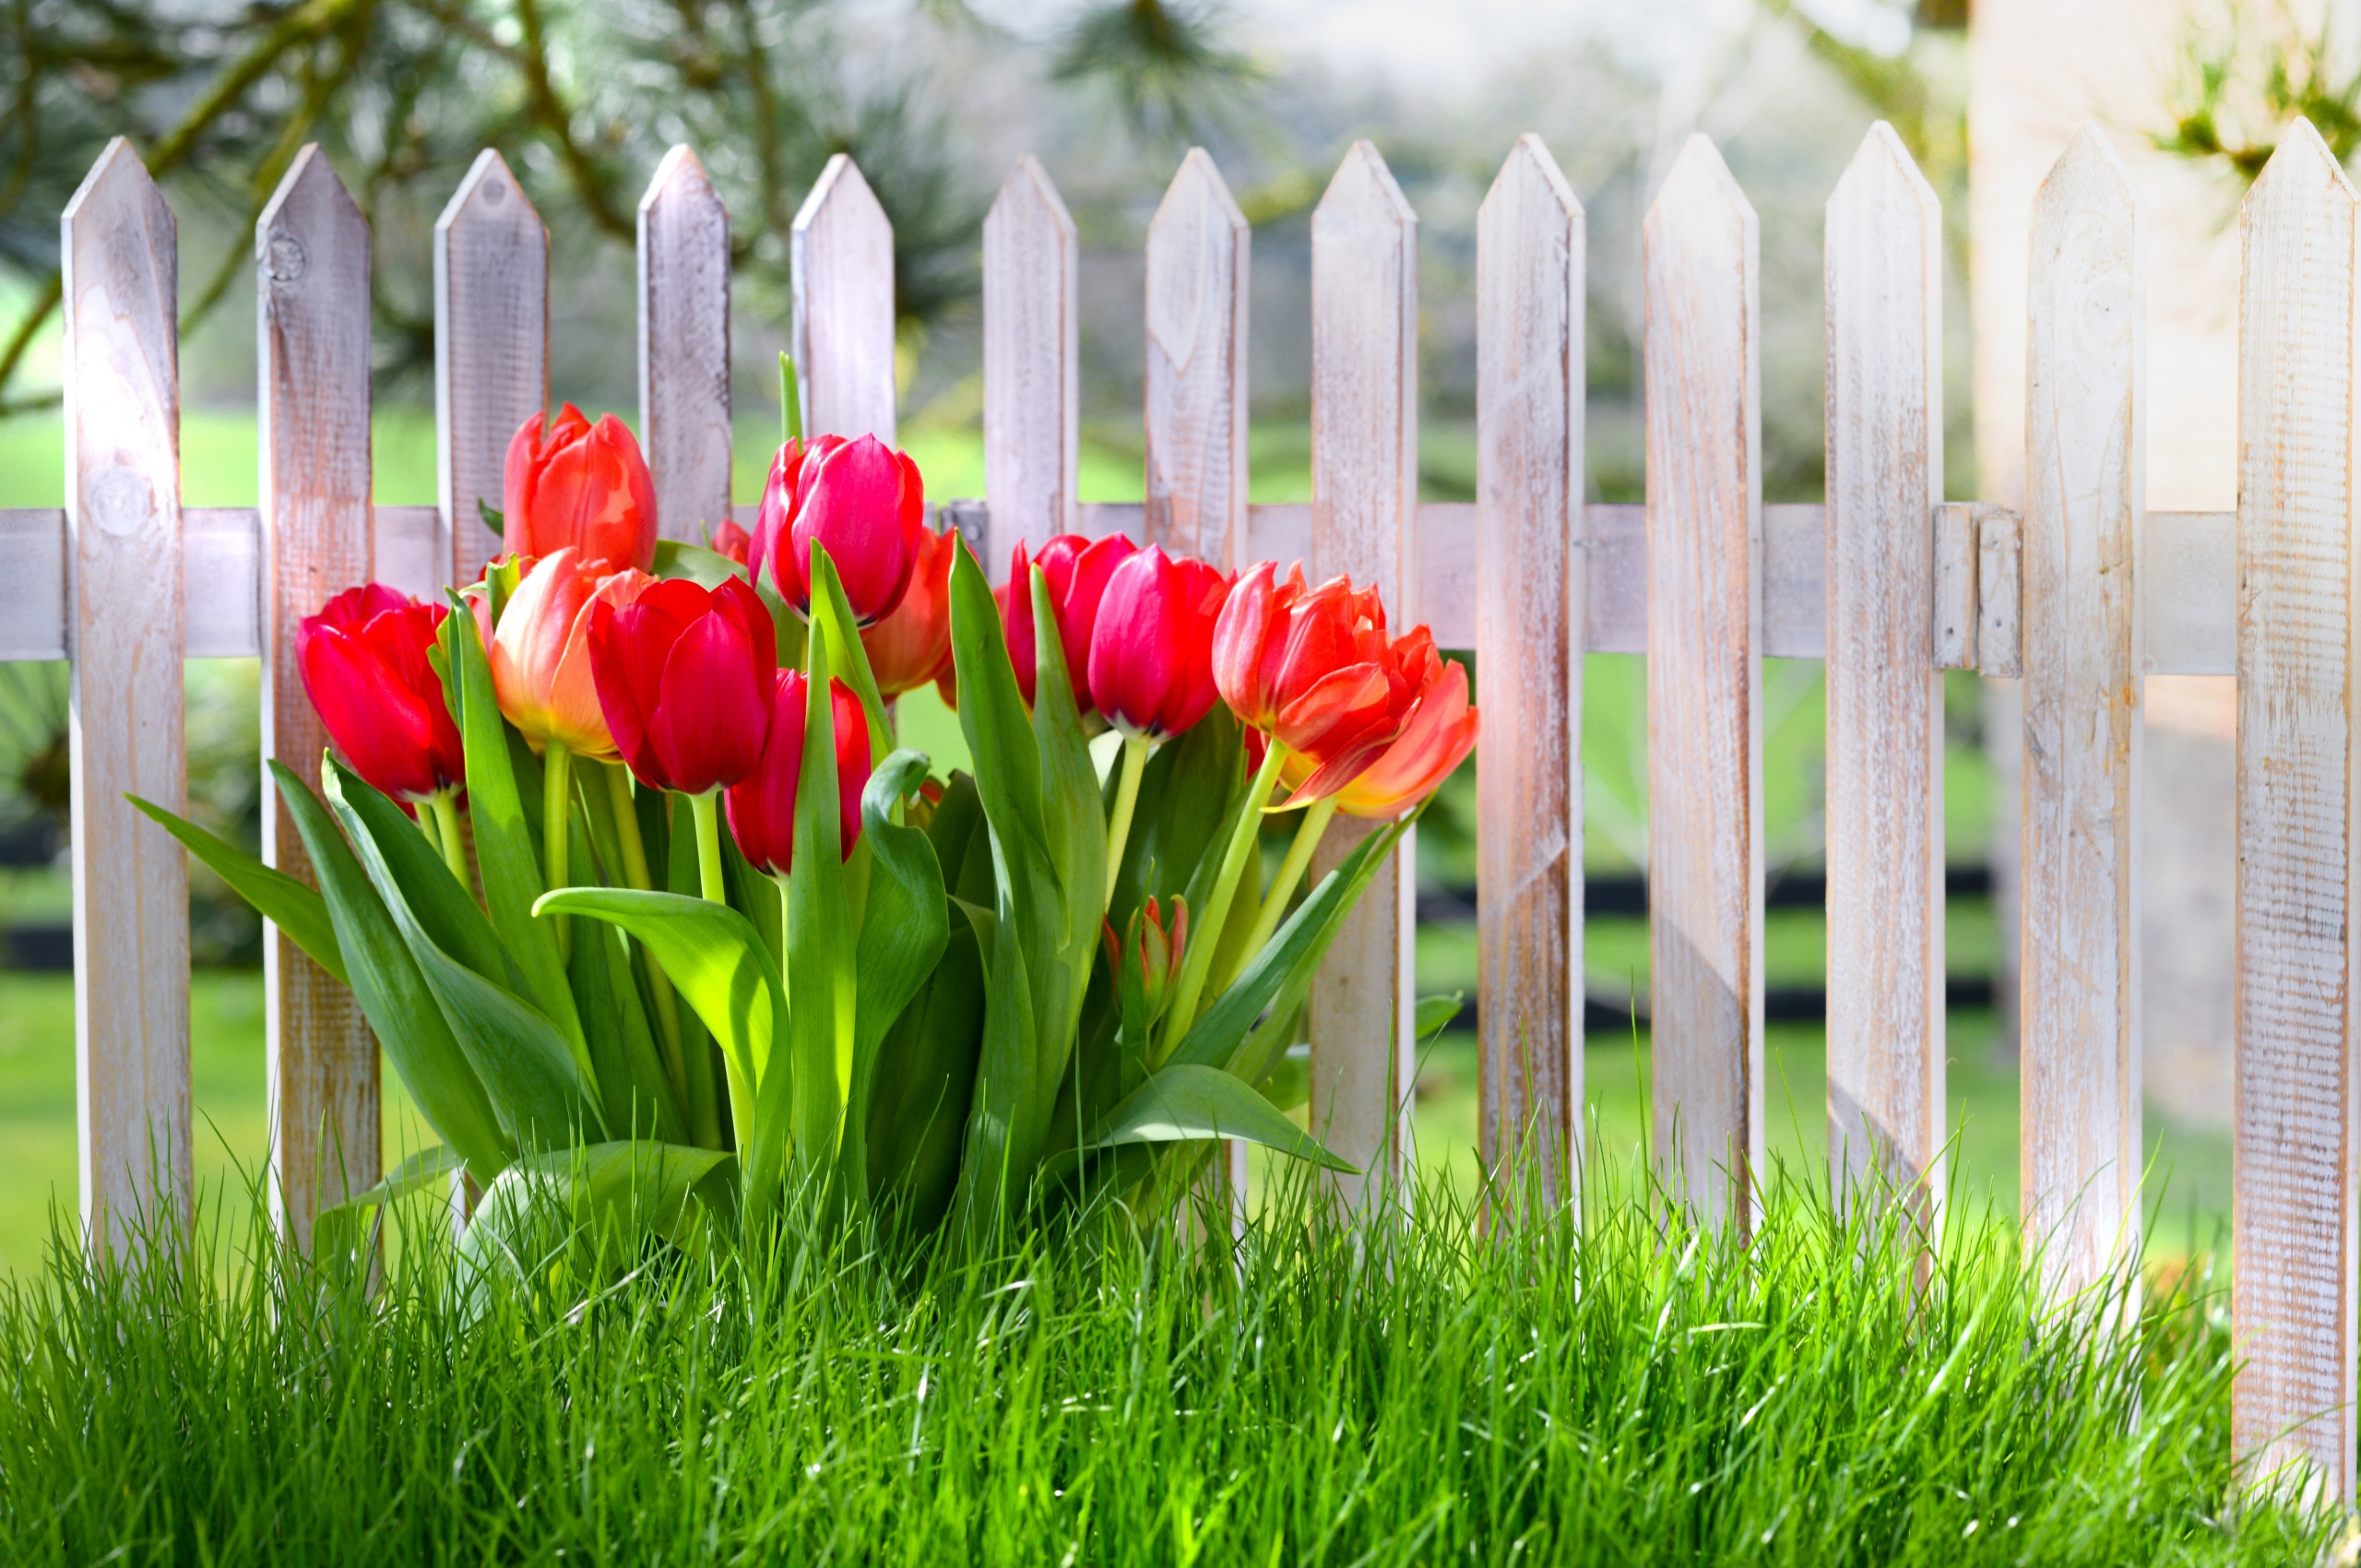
0;0;2324;1268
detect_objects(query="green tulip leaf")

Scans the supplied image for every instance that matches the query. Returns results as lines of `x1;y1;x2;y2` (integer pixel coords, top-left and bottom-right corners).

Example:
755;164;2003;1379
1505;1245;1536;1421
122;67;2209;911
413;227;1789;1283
840;749;950;1198
128;794;347;988
808;545;892;764
863;913;985;1232
320;1142;465;1218
1085;1063;1354;1173
651;539;740;588
562;811;686;1145
781;614;858;1194
320;757;516;991
457;1140;737;1314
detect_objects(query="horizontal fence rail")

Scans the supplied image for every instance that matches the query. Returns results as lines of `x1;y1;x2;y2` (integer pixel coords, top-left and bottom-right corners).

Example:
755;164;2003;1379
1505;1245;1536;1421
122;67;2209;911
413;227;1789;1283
8;118;2354;1496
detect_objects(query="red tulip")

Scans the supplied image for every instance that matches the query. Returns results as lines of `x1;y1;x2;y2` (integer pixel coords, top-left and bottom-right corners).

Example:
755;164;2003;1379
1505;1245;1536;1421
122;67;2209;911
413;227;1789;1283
1211;562;1422;803
725;672;872;876
478;548;654;761
860;524;956;698
711;518;752;567
1003;533;1136;712
752;434;928;625
1086;545;1229;741
503;404;658;574
297;585;464;803
587;576;777;795
1299;653;1478;820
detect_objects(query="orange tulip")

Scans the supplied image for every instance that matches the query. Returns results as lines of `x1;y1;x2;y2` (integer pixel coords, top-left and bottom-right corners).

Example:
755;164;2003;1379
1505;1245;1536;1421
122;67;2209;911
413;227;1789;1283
478;547;655;760
860;525;956;698
1212;562;1422;805
503;404;658;574
1315;655;1477;820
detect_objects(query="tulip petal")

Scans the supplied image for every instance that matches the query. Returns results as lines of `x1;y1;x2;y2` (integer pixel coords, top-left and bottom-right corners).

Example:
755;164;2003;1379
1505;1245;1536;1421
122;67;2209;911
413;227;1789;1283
647;612;771;794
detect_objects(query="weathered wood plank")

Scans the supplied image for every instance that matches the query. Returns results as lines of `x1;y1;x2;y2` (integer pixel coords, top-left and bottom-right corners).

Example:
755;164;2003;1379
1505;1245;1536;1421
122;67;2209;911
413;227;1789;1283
1823;123;1945;1220
2231;119;2360;1500
983;156;1079;571
1977;505;2024;678
1475;134;1584;1212
1307;140;1419;1218
0;508;65;660
2020;124;2143;1299
1934;503;1980;670
791;155;896;445
637;146;732;545
256;146;379;1253
63;138;189;1256
1643;134;1763;1235
434;149;547;583
1145;149;1252;570
374;505;443;605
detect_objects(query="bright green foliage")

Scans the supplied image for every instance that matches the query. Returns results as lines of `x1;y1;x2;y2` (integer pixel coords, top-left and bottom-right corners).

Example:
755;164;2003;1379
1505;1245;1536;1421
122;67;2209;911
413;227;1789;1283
0;1162;2331;1564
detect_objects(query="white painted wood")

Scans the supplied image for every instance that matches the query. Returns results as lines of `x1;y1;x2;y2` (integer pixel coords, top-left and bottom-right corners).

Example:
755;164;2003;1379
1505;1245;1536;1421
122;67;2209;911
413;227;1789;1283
0;509;65;659
637;146;732;545
1475;134;1584;1212
1976;505;2024;679
2142;511;2235;675
2020;124;2143;1300
1823;123;1946;1220
257;147;380;1253
1643;134;1764;1236
983;157;1079;570
1307;140;1419;1218
182;509;260;658
62;138;189;1257
2231;119;2361;1500
434;149;547;583
374;505;444;605
1145;149;1252;570
1934;503;1980;670
791;155;896;444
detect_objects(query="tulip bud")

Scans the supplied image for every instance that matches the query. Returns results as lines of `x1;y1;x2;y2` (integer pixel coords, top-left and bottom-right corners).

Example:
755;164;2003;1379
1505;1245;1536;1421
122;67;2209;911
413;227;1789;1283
502;404;658;574
724;671;871;876
753;433;928;625
587;576;777;794
710;518;752;568
481;548;654;761
1086;545;1230;741
860;524;956;698
1104;895;1187;1035
1004;533;1136;712
296;585;464;803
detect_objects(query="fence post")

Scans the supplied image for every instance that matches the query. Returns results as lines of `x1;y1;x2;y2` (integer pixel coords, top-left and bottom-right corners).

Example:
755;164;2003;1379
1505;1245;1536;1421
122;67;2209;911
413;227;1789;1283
1643;135;1764;1236
2021;125;2142;1299
791;156;896;446
2232;119;2360;1500
1475;134;1584;1214
1145;148;1251;571
982;157;1079;575
434;149;548;585
638;146;732;545
1308;140;1419;1218
257;146;379;1251
1822;124;1945;1224
62;138;189;1256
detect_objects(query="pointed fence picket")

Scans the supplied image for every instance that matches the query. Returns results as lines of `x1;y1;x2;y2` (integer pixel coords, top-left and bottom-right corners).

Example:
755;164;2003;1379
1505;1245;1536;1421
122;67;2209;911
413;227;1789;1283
20;116;2361;1496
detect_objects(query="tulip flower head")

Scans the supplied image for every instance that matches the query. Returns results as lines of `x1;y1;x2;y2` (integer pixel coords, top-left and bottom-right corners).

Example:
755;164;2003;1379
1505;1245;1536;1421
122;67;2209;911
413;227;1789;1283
725;672;872;877
502;404;658;574
1003;533;1137;712
1087;545;1230;741
1210;562;1423;805
1306;652;1478;820
752;434;928;625
297;585;464;803
860;524;957;698
710;518;752;568
587;576;777;795
480;548;654;761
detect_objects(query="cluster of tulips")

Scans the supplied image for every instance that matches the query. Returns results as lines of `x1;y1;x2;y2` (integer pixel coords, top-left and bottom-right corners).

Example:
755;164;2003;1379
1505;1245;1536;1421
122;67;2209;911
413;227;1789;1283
149;370;1474;1258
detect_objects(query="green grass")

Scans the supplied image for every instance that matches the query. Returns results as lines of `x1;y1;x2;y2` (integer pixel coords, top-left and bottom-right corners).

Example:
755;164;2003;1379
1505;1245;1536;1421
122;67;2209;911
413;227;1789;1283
0;1158;2330;1563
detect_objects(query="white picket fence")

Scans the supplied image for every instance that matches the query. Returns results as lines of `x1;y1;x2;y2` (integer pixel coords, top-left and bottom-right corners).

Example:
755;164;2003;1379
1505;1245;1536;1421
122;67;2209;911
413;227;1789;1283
0;116;2352;1492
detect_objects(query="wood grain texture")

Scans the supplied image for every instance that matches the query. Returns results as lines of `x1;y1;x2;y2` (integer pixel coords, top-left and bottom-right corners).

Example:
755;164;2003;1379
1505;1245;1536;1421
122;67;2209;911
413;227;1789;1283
982;156;1079;571
791;155;896;445
1823;124;1945;1220
1475;134;1584;1212
637;146;732;545
256;147;379;1253
1934;503;1980;670
1643;135;1764;1236
62;138;189;1256
2020;124;2143;1299
1307;141;1419;1218
1145;149;1252;569
2231;119;2360;1499
434;149;547;583
1977;505;2024;678
374;505;442;604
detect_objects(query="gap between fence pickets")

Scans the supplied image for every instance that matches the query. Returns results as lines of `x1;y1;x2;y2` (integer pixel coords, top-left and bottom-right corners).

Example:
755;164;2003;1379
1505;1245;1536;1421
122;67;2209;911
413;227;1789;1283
0;501;2240;671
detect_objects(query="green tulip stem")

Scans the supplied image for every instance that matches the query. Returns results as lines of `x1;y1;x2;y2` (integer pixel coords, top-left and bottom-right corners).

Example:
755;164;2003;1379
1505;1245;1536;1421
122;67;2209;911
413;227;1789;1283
690;790;729;906
427;790;470;889
1158;737;1288;1064
542;742;574;961
606;763;688;1106
1102;733;1152;907
779;351;802;446
1225;794;1339;992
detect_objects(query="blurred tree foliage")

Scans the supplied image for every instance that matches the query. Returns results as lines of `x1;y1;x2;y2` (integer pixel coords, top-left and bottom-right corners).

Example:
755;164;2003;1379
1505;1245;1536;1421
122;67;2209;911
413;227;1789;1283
2154;1;2361;185
0;0;1254;415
